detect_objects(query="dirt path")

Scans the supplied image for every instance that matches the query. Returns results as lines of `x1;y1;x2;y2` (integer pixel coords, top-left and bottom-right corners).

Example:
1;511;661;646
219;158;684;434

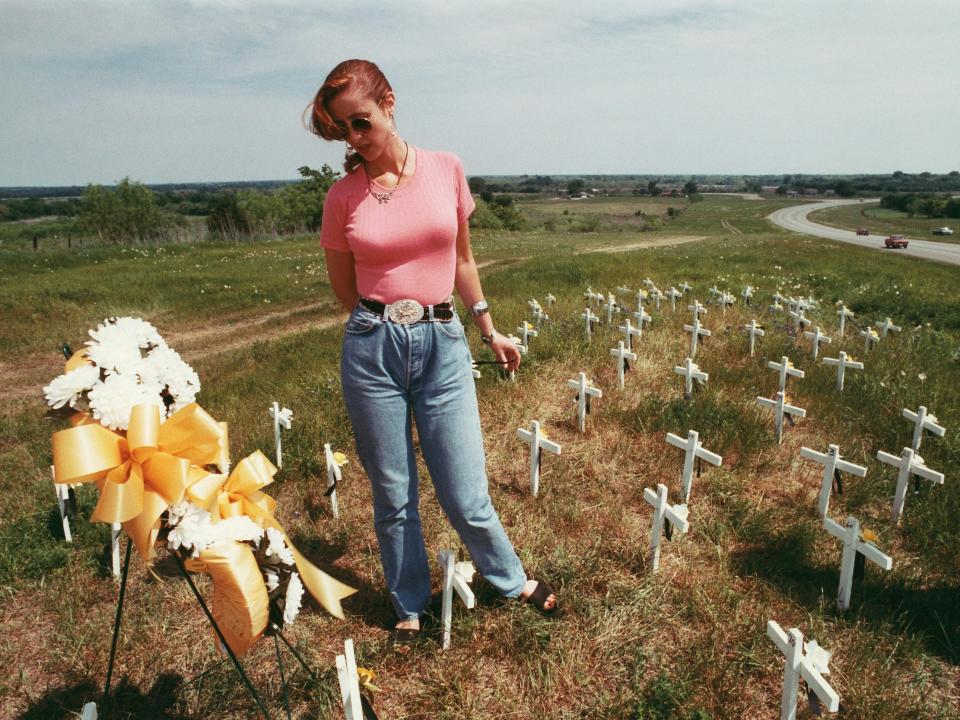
3;258;512;405
721;219;743;235
574;235;706;255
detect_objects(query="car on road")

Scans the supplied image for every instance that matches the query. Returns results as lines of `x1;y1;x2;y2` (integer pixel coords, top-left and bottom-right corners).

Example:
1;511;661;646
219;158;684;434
933;227;954;236
885;235;908;249
856;227;870;236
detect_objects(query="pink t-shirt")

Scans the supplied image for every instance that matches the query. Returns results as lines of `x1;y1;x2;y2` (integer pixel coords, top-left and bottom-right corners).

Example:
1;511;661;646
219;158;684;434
320;147;476;305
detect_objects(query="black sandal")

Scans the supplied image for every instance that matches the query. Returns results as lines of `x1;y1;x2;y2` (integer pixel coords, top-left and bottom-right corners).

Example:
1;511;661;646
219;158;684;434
391;626;421;646
522;578;558;616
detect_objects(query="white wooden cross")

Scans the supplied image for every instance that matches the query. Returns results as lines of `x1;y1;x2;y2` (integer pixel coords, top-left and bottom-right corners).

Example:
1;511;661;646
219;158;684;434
610;341;637;389
583;286;597;305
581;307;599;338
769;299;784;315
527;297;541;314
766;620;840;719
824;516;893;611
800;444;867;519
822;351;863;392
788;309;810;335
757;391;806;446
719;291;735;316
650;287;665;311
568;372;602;432
836;302;855;336
643;483;689;573
81;702;98;720
545;292;556;305
643;276;656;290
679;281;692;296
875;317;901;338
902;406;945;452
516;420;562;496
469;354;482;380
619;317;642;350
708;284;720;300
666;430;722;503
269;402;293;469
674;357;708;400
516;321;538;349
768;356;805;392
109;522;121;578
666;286;682;312
744;319;765;357
803;326;832;360
51;466;74;543
505;333;525;382
335;638;364;720
688;300;707;320
438;550;475;650
741;285;754;305
683;315;711;358
603;294;618;324
860;327;880;353
772;290;785;305
635;288;649;310
616;284;631;295
323;443;344;519
876;447;944;525
633;306;652;334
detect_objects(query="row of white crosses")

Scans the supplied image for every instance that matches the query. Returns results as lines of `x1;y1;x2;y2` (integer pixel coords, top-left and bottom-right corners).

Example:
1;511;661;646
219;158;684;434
878;405;946;525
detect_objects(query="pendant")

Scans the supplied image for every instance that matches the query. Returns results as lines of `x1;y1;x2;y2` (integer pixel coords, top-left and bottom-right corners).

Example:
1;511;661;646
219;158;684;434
373;192;391;204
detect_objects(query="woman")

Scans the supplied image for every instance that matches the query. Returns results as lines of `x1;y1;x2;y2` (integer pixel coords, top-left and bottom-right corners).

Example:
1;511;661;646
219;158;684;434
307;59;557;641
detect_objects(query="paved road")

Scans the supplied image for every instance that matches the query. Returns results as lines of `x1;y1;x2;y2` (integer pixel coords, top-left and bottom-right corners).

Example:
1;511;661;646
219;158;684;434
767;199;960;267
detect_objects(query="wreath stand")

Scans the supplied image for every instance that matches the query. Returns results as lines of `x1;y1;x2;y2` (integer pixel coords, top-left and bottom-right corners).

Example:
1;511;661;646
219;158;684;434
99;537;329;720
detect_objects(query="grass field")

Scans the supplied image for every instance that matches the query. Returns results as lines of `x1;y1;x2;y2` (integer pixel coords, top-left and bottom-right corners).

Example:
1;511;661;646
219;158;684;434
810;202;959;243
1;194;958;719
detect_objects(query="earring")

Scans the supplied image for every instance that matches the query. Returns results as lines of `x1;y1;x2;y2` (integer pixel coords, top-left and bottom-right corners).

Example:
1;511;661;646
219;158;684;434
390;115;397;137
346;144;355;153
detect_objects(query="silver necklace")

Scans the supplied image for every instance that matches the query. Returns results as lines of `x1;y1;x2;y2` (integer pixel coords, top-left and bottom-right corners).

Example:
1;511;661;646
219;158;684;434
366;142;410;205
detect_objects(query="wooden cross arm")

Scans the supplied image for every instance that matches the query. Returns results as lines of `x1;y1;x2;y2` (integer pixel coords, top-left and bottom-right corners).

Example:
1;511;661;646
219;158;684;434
876;449;903;467
540;438;562;455
756;396;776;409
664;504;690;532
765;620;792;655
800;446;829;464
823;517;846;540
666;432;690;450
835;458;868;477
860;543;893;571
912;463;945;484
799;663;841;713
696;447;723;466
784;404;807;418
452;562;477;608
642;487;659;506
517;428;535;442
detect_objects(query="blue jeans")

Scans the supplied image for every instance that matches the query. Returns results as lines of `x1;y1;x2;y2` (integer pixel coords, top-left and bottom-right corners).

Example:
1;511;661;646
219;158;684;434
340;304;527;620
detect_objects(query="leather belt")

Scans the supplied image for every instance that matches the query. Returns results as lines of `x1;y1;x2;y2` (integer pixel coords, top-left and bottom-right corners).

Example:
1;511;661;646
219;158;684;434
359;297;454;324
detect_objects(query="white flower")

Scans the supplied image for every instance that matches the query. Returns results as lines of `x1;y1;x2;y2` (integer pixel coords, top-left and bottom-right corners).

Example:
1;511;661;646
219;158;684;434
264;569;280;592
85;317;163;373
211;515;263;546
264;527;295;566
43;363;100;409
84;339;144;375
87;371;164;431
166;502;216;557
142;345;200;413
283;572;304;626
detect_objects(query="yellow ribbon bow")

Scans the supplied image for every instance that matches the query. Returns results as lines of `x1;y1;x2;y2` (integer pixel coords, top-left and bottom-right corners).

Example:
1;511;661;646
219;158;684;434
52;402;228;559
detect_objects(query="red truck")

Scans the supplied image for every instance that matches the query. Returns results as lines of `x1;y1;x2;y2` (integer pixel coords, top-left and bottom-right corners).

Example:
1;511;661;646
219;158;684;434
884;235;908;249
856;227;870;236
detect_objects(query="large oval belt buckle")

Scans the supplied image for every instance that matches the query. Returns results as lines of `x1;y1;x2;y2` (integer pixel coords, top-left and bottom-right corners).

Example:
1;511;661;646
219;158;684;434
388;299;424;324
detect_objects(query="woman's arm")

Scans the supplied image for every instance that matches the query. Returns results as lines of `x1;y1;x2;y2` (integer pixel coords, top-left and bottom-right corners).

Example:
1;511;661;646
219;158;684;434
324;248;359;313
453;220;521;372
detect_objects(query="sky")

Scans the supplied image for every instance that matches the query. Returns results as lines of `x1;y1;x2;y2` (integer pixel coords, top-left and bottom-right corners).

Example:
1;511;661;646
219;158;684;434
2;0;959;186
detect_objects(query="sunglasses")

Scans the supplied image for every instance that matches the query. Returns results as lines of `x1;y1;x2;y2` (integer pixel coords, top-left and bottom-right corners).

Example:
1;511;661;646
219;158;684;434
335;98;384;138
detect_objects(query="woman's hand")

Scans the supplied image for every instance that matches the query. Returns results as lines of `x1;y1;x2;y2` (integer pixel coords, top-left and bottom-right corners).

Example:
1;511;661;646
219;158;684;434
489;331;522;373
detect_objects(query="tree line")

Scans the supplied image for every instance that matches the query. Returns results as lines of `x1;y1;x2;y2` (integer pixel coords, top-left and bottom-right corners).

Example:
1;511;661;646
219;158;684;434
880;193;960;219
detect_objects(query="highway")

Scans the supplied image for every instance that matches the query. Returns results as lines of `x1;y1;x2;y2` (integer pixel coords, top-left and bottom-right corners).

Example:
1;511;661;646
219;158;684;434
767;199;960;267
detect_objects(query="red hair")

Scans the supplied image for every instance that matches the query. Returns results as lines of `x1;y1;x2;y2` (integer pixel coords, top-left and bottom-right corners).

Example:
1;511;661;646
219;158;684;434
306;59;393;173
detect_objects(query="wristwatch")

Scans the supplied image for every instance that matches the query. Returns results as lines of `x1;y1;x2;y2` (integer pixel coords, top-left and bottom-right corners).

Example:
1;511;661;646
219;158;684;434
480;330;496;345
470;300;490;317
